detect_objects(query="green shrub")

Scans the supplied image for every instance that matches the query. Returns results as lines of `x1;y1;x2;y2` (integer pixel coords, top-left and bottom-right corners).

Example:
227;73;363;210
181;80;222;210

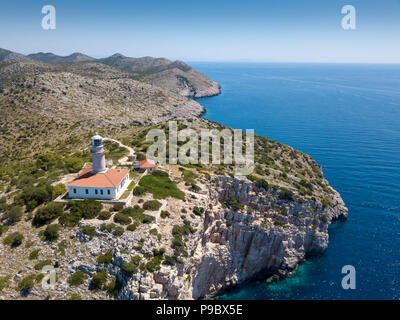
255;178;269;190
321;196;332;208
29;249;40;260
43;224;60;242
278;188;294;201
3;231;24;247
81;226;96;239
67;270;88;286
193;206;204;216
17;274;36;292
90;270;108;290
143;200;162;211
127;222;139;231
160;211;170;219
97;251;113;264
113;212;131;225
0;275;11;291
52;184;67;198
121;262;138;275
32;202;63;227
113;226;125;236
132;186;147;196
3;206;23;225
68;293;82;300
64;158;84;173
98;211;111;220
111;203;123;212
34;259;52;270
81;199;102;219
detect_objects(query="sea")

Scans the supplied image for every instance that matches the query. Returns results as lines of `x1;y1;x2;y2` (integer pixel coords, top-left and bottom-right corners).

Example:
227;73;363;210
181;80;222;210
190;62;400;300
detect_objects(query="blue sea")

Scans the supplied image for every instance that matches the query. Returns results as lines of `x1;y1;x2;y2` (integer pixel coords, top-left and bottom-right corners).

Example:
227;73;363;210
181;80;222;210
190;62;400;300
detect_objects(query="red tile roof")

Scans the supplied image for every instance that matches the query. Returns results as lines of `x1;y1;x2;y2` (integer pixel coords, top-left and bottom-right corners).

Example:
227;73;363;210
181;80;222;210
139;159;156;168
67;168;129;188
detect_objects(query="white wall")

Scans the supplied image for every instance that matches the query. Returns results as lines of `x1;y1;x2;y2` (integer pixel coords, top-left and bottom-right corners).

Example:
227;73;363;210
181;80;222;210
67;175;131;200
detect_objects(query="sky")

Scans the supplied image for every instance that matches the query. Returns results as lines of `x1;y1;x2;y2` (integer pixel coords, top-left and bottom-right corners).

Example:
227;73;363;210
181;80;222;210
0;0;399;63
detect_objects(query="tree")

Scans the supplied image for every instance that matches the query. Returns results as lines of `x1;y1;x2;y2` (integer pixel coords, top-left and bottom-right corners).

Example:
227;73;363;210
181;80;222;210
82;199;102;219
3;206;23;225
3;231;24;247
43;224;60;242
32;202;64;227
64;158;84;173
90;270;108;290
52;184;67;198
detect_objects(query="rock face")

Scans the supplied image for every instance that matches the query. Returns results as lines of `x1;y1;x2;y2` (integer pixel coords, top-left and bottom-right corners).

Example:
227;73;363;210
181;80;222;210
187;177;347;299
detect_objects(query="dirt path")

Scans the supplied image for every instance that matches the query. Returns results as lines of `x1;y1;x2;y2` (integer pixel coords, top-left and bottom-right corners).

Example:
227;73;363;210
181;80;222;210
103;137;135;165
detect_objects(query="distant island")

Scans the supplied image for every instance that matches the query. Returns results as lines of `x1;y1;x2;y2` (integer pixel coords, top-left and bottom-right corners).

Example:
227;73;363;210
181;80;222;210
0;48;347;300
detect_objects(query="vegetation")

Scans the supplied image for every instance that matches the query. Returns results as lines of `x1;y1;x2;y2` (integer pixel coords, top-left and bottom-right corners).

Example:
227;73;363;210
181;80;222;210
3;231;24;247
34;259;52;270
139;170;184;200
143;200;162;211
98;211;111;220
2;205;23;225
29;249;40;260
17;274;36;293
32;202;64;227
80;226;96;239
67;270;88;286
43;224;60;242
97;251;113;264
90;270;108;291
113;212;131;225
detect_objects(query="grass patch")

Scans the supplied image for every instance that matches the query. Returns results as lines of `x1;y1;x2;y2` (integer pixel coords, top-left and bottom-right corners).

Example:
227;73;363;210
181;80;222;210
139;170;184;200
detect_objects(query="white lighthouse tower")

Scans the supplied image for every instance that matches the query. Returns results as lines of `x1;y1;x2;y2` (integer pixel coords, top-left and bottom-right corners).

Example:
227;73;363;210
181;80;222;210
91;134;107;173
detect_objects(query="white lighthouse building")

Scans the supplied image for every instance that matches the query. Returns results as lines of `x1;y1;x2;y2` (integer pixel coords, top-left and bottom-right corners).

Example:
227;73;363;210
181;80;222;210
67;134;131;200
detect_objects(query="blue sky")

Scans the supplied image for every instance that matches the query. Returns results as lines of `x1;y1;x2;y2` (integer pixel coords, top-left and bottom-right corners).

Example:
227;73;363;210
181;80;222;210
0;0;399;62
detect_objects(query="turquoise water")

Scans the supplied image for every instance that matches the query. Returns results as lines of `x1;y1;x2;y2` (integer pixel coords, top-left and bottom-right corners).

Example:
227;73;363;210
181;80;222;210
191;62;400;300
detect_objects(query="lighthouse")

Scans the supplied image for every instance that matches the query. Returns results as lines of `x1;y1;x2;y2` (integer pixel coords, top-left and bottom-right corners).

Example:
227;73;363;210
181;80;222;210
91;134;107;173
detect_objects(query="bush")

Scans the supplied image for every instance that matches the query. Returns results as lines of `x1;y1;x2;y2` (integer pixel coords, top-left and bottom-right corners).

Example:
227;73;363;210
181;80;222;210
67;270;88;286
52;184;67;198
3;206;23;225
34;259;52;270
121;262;138;275
29;249;40;260
32;202;64;227
64;158;84;173
132;186;147;196
43;224;60;242
127;222;139;232
81;199;102;219
81;226;96;239
69;293;82;300
3;231;24;247
111;203;123;212
97;251;113;264
278;188;294;201
143;200;162;211
18;183;53;211
0;275;11;291
193;206;204;216
160;211;170;219
255;178;269;191
90;270;108;290
321;196;332;208
98;211;111;220
17;274;36;292
113;226;125;236
113;212;131;225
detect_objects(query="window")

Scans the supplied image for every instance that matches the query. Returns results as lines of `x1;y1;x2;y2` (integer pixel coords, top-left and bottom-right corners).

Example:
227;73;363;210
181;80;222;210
73;188;77;194
107;190;110;195
95;189;98;195
85;189;89;194
100;190;103;195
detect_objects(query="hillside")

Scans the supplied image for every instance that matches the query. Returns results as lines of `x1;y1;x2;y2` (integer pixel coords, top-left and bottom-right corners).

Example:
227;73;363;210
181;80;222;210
0;117;347;300
0;48;221;98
